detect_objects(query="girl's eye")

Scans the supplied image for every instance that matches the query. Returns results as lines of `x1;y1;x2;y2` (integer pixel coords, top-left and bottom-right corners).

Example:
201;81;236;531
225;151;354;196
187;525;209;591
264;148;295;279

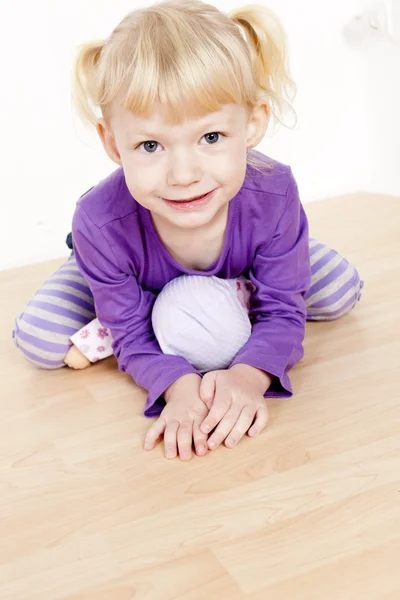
137;132;223;152
202;132;222;144
138;141;161;153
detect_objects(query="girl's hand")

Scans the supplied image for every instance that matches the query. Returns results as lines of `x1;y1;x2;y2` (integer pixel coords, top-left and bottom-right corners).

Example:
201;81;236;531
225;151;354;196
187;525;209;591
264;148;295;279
144;374;209;461
199;364;272;451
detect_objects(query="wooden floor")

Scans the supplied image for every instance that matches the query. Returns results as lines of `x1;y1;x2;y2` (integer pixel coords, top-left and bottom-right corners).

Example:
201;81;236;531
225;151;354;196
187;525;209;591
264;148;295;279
1;193;399;600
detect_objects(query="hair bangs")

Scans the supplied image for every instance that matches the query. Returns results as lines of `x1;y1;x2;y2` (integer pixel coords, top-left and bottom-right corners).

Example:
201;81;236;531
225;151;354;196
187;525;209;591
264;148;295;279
120;64;250;126
103;7;256;125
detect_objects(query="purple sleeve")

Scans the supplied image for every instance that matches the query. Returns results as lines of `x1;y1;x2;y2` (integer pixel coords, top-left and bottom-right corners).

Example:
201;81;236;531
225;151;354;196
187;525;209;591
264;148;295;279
72;206;200;417
230;170;311;398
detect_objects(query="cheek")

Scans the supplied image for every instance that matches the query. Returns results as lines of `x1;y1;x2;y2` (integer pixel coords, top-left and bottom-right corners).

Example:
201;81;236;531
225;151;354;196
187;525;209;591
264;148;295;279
215;140;247;182
122;151;166;188
124;170;155;201
214;148;247;185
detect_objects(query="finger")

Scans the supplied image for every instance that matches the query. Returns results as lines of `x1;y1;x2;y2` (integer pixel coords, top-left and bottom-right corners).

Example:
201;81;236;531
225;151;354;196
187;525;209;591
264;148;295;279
163;419;180;459
248;403;269;438
200;371;217;409
193;422;208;457
144;418;166;450
207;407;242;450
201;387;232;434
177;420;194;462
225;405;254;448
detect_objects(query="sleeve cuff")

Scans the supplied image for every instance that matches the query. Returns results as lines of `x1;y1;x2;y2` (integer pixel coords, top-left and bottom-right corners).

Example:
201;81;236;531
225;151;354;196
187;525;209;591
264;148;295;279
142;365;202;418
230;356;293;399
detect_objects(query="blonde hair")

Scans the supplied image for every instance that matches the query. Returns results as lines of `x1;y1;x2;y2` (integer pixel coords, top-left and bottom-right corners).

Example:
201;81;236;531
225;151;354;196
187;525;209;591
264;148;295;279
72;0;295;171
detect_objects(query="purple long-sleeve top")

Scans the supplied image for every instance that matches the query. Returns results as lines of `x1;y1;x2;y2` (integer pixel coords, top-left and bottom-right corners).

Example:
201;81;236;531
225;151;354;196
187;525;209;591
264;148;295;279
71;153;311;417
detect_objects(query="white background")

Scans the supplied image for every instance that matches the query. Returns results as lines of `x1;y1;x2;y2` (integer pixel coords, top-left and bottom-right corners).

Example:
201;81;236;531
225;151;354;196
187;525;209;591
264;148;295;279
0;0;399;270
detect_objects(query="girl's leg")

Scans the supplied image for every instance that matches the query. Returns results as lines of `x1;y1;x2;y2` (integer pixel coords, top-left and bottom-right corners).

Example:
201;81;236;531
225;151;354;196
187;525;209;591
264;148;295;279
12;254;96;369
306;238;363;321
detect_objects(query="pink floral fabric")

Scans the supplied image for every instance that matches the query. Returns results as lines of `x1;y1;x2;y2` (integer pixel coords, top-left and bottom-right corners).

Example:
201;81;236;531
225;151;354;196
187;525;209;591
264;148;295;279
70;318;113;363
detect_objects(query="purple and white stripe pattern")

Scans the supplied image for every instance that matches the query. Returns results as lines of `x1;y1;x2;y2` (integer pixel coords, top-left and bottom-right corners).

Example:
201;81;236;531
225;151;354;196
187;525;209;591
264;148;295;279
12;255;95;369
306;238;363;321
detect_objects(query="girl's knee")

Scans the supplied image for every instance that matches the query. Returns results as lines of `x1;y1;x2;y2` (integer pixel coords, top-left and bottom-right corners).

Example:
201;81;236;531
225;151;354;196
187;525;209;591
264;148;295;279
306;255;363;321
12;314;71;369
152;275;251;371
12;254;95;369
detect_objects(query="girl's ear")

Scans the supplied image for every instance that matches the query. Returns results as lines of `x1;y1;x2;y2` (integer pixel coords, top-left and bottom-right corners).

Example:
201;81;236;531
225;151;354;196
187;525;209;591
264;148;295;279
246;104;270;150
96;118;123;166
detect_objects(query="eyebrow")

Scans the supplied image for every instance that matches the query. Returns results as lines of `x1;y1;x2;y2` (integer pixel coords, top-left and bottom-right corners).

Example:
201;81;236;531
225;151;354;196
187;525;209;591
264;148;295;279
133;116;235;139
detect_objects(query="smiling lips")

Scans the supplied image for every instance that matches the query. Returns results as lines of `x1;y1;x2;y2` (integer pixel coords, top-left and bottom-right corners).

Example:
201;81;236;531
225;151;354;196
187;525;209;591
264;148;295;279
164;191;211;202
162;189;216;210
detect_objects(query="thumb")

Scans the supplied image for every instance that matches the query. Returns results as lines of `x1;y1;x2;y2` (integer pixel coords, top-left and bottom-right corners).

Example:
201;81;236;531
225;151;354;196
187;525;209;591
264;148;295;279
200;371;218;409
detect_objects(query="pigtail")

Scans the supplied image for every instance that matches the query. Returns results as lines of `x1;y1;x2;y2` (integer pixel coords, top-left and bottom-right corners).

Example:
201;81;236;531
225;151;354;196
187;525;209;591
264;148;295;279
72;40;105;127
228;4;296;126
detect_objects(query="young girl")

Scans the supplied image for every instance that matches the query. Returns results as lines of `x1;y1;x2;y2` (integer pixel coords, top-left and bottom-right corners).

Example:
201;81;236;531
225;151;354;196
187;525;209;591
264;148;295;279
13;0;363;461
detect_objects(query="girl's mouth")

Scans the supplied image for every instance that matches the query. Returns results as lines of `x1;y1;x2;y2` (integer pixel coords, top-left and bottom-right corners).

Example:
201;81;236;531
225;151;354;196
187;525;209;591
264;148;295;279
162;189;216;210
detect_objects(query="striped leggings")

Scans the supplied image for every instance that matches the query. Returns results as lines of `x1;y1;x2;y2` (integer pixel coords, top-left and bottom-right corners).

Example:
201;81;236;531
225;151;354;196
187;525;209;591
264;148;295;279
12;237;363;370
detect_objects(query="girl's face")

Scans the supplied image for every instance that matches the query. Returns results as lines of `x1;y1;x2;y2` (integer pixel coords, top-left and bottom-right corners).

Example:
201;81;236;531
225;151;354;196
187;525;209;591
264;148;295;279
97;102;267;230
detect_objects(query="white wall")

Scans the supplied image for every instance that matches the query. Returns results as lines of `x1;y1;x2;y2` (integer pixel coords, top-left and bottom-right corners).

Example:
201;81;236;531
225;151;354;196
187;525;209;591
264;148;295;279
0;0;398;270
362;1;400;195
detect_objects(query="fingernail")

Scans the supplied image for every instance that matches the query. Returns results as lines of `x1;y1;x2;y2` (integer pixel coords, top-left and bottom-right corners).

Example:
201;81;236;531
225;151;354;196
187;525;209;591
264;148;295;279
251;429;258;437
198;445;206;454
144;442;151;450
209;441;216;449
226;438;235;448
203;425;211;434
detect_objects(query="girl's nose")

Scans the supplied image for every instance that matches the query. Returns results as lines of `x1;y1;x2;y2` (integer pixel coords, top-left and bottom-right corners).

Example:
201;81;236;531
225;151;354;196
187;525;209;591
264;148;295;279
166;150;202;188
